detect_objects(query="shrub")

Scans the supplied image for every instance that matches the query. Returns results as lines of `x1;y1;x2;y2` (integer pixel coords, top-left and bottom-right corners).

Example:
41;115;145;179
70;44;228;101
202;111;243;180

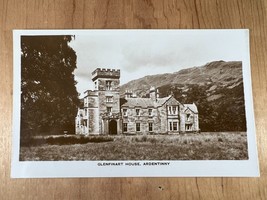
134;135;148;143
20;136;46;147
22;135;114;146
148;137;157;144
141;136;147;142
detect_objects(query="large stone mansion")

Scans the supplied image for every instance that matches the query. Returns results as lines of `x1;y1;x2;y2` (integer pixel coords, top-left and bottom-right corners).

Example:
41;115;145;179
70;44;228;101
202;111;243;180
75;68;199;135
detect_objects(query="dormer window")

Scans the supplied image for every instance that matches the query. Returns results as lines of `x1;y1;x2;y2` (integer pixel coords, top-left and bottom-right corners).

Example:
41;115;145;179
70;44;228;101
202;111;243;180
106;81;112;90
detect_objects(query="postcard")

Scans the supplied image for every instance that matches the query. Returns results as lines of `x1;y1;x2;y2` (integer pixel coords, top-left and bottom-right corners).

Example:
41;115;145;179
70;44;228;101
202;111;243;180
12;29;259;177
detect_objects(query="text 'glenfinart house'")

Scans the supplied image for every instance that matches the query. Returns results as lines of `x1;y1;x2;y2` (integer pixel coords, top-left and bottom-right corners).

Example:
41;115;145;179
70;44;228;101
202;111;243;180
75;68;199;135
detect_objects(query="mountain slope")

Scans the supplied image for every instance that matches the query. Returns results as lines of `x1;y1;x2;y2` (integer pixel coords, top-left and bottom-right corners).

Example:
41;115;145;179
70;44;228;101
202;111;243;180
120;61;242;97
120;61;246;132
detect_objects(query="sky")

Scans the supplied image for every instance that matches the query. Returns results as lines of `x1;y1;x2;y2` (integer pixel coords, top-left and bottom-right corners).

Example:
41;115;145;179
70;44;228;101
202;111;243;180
68;30;248;97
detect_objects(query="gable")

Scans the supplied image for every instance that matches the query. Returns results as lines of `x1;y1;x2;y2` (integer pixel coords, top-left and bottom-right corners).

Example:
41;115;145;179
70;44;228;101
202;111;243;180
184;103;198;114
165;96;181;106
184;108;194;114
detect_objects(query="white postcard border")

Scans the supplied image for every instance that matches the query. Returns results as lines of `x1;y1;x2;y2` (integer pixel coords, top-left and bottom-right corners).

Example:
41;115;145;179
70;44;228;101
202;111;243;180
12;29;259;178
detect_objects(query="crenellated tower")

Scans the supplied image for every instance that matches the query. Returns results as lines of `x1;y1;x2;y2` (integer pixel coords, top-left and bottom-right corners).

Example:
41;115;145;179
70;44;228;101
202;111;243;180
91;68;121;135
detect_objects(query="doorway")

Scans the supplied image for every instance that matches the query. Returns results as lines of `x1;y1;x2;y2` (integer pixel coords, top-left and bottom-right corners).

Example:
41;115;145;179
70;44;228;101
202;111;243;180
109;120;117;135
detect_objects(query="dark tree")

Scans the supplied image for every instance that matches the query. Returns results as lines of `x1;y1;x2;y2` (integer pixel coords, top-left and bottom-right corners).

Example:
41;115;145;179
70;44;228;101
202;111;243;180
21;36;80;137
158;82;246;132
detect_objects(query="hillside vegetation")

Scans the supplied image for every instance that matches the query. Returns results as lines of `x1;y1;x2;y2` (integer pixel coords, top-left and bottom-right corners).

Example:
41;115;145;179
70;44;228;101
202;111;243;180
120;61;246;132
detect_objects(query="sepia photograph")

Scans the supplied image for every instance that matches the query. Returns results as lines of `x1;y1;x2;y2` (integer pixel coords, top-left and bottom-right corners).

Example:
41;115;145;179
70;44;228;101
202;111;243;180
12;30;259;177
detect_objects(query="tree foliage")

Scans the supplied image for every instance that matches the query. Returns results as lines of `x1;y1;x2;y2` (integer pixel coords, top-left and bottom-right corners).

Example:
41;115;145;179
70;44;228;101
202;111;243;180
158;83;247;132
21;36;80;136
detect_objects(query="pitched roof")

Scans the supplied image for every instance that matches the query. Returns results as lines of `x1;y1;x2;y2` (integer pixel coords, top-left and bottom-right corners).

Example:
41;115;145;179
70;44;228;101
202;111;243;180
121;98;155;108
121;96;198;112
156;96;172;106
184;103;198;113
121;96;171;108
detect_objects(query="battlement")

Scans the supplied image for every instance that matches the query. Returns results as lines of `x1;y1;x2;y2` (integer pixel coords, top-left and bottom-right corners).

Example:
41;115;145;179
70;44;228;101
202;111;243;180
92;68;120;81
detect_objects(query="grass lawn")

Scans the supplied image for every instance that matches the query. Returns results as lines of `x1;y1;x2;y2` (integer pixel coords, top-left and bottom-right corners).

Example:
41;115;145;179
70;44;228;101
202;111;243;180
20;132;248;161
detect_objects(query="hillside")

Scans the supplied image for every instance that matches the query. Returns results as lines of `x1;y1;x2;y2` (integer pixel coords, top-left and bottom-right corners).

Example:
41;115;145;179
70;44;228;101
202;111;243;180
120;61;246;132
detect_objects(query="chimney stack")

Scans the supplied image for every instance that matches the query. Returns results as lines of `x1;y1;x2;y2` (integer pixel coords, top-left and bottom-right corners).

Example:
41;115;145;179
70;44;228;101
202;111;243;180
149;86;158;102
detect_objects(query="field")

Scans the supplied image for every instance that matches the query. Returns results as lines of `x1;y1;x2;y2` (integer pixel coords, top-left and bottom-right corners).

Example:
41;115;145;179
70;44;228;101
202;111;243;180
20;132;248;161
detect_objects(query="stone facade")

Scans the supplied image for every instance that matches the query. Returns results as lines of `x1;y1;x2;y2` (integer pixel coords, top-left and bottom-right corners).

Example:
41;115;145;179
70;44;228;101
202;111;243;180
75;68;200;135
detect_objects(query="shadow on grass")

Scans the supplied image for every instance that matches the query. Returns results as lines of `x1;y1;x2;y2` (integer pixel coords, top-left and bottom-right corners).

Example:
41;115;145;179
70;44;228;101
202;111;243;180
20;135;114;147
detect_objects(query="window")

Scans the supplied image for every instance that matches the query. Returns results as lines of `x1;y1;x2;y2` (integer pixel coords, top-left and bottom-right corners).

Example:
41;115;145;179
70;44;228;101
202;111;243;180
172;106;176;114
123;123;127;132
149;123;153;132
168;106;177;115
83;119;87;127
136;109;140;116
169;122;173;131
107;107;112;113
185;124;192;131
123;109;127;116
106;96;113;102
136;123;141;132
148;109;152;116
173;122;178;131
186;114;190;121
94;81;97;90
106;81;112;90
169;121;178;131
168;106;172;114
84;98;87;107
